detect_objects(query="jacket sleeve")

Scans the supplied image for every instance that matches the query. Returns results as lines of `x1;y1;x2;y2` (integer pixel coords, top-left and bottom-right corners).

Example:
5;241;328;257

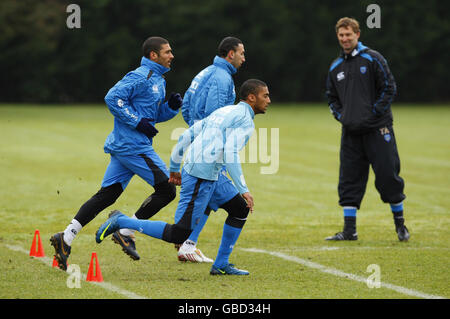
156;100;179;123
104;78;144;128
204;77;232;117
181;90;192;126
371;51;397;115
325;71;343;122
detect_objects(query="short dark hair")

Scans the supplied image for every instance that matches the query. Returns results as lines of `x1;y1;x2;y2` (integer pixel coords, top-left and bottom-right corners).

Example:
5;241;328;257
218;37;243;57
239;79;267;100
142;36;169;58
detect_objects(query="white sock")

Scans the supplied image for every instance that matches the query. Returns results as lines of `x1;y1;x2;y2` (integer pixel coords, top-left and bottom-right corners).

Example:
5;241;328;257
119;214;138;237
182;239;196;249
63;219;82;246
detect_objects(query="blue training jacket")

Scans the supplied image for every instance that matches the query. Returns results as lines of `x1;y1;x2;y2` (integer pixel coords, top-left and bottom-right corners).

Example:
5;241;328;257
170;101;255;194
103;57;179;155
181;56;237;127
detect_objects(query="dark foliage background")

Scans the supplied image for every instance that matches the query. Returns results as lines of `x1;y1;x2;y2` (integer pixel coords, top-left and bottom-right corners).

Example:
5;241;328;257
1;0;449;103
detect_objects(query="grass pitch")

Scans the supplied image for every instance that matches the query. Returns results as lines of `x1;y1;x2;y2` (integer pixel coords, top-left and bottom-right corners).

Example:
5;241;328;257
0;103;449;299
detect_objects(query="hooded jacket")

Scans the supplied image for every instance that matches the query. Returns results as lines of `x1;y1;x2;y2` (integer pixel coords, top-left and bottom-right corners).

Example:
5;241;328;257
170;101;255;195
103;57;178;154
181;56;237;127
326;42;397;133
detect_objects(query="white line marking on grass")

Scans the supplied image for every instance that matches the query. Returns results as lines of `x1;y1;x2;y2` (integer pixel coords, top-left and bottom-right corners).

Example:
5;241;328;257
242;248;446;299
5;244;147;299
282;246;450;252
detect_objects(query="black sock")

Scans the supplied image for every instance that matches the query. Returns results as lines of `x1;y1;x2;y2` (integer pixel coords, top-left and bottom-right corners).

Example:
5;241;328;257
390;203;405;229
344;216;356;234
393;211;404;229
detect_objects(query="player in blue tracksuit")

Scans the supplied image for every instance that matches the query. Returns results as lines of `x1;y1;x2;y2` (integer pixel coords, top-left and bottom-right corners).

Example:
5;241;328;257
96;79;271;275
176;37;246;263
50;37;183;270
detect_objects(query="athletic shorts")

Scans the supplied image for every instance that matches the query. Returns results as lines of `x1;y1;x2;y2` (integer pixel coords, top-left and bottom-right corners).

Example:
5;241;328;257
208;169;239;211
174;168;216;230
101;151;169;190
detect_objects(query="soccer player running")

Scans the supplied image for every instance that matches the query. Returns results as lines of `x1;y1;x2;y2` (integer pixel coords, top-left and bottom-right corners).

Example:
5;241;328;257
95;79;271;275
325;17;409;241
50;37;183;270
176;36;246;263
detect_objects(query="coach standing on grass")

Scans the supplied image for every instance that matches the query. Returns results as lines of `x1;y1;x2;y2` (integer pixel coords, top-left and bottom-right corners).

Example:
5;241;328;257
50;37;183;270
325;17;409;242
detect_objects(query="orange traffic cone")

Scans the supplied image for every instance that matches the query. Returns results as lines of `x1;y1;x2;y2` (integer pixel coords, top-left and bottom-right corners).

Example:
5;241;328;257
29;230;45;257
86;252;103;282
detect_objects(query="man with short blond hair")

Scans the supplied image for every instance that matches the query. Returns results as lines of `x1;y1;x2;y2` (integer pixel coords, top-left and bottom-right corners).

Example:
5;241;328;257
325;17;409;242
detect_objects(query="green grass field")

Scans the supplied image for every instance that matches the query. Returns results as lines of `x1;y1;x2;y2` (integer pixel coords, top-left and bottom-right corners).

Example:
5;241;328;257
0;104;449;299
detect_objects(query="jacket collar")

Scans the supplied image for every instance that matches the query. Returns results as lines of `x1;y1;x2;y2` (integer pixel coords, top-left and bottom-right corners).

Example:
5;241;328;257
341;41;368;59
140;56;170;75
238;101;255;119
213;56;237;75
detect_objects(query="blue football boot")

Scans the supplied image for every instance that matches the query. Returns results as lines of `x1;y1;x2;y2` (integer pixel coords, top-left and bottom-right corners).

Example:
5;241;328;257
210;263;249;276
95;210;124;243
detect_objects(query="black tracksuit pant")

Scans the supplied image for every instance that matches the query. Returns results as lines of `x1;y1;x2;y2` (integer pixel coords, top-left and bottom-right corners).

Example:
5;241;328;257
338;125;406;209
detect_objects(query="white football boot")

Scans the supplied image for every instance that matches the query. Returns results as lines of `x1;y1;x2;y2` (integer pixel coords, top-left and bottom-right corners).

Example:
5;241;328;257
177;240;213;263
